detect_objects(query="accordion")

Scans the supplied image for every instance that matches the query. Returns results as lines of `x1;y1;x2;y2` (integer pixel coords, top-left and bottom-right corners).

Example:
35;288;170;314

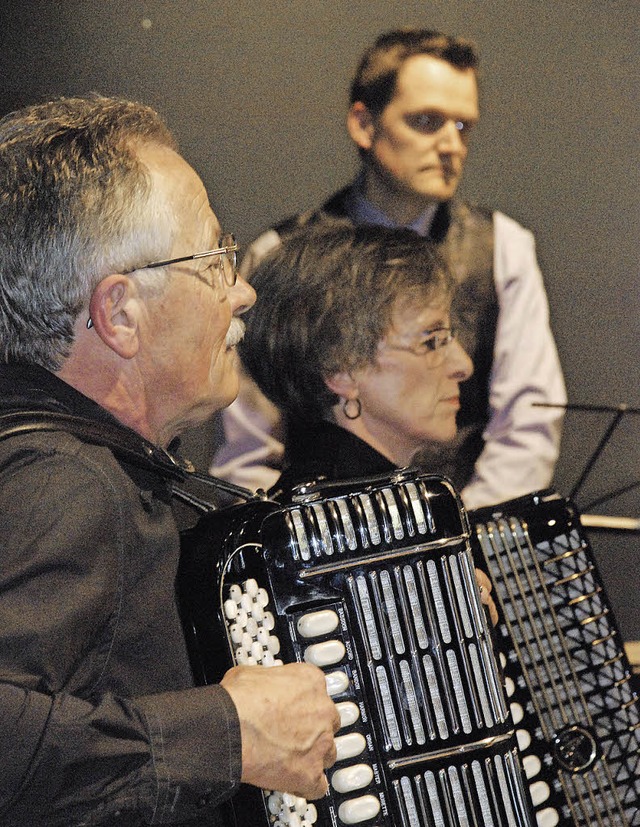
178;471;536;826
471;489;640;827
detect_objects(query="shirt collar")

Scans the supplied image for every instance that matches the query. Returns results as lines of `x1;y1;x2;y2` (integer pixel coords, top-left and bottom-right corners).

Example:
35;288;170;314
346;175;439;238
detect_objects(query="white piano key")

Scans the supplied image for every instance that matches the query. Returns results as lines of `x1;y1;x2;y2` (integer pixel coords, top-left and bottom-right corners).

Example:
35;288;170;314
331;763;373;793
304;640;346;668
296;609;340;639
338;794;381;825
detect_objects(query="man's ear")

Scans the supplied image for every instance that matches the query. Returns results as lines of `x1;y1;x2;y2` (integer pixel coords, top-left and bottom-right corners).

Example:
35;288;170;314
324;369;358;399
346;101;376;152
88;274;141;359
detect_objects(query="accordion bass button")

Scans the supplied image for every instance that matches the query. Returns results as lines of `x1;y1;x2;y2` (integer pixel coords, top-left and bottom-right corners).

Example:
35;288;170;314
337;794;381;824
529;780;551;806
510;701;524;724
516;728;531;751
325;671;350;697
331;763;373;793
297;609;340;638
304;640;346;667
536;807;560;827
335;701;360;728
334;732;366;761
523;753;542;778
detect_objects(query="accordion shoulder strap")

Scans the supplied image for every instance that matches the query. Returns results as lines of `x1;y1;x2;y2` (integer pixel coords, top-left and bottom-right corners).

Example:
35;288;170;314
0;409;190;480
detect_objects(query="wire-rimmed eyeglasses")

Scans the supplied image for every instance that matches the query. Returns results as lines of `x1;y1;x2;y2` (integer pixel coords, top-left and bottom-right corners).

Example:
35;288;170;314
123;232;238;286
382;326;458;365
87;233;238;329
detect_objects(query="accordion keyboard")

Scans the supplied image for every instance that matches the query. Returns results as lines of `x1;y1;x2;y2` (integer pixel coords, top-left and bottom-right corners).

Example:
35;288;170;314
473;490;640;827
179;471;536;826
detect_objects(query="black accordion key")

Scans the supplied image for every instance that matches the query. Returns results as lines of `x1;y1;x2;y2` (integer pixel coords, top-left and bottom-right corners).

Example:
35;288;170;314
472;489;640;827
179;470;536;827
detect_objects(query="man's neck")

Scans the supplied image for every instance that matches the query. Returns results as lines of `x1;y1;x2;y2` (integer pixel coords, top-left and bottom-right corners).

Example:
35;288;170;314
358;165;439;227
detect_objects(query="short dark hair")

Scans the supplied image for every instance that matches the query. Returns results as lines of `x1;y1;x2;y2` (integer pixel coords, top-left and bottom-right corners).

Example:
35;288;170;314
350;28;479;117
240;219;452;423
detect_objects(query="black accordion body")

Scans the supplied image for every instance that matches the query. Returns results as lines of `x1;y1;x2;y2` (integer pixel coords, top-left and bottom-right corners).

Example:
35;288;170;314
471;489;640;827
179;471;536;827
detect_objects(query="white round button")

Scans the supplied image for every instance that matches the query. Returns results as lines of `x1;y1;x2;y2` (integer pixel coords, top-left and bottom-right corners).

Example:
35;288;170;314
334;732;366;761
297;609;340;638
325;671;350;696
304;640;346;667
337;794;380;824
331;763;373;794
335;701;360;728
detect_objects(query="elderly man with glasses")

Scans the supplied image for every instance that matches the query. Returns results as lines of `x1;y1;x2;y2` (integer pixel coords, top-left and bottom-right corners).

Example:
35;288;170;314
0;94;338;825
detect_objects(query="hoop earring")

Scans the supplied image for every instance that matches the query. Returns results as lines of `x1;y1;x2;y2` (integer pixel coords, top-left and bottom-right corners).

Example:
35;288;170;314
343;398;362;420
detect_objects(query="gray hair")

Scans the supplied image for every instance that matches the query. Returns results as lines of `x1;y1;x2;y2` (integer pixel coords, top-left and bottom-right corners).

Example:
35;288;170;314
240;219;452;423
0;94;178;369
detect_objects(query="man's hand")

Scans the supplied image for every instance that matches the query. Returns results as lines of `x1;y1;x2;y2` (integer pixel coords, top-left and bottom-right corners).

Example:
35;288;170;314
221;662;340;800
474;567;499;626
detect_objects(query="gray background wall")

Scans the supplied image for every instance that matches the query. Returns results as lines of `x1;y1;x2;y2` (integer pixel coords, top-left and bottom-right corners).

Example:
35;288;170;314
1;1;638;637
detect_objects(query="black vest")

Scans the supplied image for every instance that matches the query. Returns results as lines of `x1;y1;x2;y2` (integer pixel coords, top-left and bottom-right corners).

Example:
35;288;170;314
275;188;498;492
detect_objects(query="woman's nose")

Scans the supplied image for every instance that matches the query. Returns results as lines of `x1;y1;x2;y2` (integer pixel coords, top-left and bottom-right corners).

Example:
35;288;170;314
447;338;473;380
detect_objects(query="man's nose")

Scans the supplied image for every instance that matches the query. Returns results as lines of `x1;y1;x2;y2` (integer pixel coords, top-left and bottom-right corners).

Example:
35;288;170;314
230;273;257;314
436;120;466;154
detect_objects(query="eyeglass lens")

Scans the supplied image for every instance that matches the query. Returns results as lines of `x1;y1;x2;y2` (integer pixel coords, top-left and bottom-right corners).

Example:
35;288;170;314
218;233;238;287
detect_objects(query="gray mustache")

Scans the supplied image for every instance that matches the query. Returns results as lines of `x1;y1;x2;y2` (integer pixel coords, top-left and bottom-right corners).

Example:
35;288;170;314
226;317;246;348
